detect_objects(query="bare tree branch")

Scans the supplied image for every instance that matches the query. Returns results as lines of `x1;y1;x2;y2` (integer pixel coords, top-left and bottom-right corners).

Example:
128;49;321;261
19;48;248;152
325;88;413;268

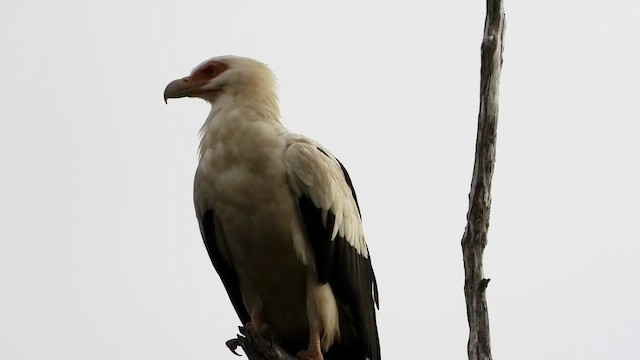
461;1;505;360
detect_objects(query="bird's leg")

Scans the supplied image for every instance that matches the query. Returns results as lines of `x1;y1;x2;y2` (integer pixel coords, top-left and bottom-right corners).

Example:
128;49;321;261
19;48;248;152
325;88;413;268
295;326;324;360
245;310;270;339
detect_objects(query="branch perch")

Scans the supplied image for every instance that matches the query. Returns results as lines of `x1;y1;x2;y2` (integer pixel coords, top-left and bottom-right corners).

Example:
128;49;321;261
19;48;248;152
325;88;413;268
461;1;505;360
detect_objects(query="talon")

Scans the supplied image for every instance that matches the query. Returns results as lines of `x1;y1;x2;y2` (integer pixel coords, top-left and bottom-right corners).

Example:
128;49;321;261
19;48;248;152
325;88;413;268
225;338;242;356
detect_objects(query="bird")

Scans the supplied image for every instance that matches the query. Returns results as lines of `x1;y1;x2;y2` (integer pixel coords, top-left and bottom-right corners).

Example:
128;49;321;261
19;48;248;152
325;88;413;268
164;56;380;360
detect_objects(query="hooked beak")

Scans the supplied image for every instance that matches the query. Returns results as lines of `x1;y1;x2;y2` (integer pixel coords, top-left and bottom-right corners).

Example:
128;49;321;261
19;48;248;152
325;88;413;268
163;77;193;104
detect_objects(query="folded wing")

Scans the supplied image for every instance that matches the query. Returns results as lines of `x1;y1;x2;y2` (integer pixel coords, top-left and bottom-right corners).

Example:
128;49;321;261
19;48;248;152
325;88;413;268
285;140;380;360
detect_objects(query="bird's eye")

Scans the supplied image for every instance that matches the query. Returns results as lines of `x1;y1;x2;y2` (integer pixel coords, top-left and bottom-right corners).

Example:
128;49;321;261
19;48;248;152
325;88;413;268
197;61;229;80
193;61;229;82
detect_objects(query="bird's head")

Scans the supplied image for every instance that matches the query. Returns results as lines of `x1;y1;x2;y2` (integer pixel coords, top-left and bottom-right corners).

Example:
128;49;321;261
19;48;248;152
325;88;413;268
164;55;276;105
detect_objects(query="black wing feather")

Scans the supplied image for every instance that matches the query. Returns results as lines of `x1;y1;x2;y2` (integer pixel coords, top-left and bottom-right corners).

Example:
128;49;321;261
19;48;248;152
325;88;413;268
297;152;381;360
200;209;250;325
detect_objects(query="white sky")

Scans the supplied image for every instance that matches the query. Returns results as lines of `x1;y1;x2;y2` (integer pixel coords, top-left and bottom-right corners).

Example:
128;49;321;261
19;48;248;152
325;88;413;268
1;1;639;359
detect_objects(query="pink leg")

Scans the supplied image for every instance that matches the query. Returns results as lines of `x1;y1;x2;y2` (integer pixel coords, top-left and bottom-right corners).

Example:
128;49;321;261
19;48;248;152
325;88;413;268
296;326;323;360
245;310;269;335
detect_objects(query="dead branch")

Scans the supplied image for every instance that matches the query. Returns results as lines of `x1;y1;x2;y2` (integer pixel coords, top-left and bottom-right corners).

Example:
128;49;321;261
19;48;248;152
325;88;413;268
461;1;505;360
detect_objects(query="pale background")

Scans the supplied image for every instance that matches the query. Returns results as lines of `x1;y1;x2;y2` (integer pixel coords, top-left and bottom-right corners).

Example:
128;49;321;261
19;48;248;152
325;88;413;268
1;1;639;359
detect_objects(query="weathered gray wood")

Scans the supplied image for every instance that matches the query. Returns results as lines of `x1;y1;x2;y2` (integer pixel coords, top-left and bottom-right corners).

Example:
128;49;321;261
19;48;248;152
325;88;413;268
461;1;505;360
226;327;297;360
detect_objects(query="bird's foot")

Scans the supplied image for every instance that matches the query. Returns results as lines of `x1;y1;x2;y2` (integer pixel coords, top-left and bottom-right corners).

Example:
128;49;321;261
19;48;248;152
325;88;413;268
295;349;324;360
296;325;323;360
244;321;272;346
245;321;269;336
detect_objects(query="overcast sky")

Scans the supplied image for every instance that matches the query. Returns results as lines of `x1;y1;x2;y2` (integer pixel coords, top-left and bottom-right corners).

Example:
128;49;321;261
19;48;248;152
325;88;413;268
1;1;639;359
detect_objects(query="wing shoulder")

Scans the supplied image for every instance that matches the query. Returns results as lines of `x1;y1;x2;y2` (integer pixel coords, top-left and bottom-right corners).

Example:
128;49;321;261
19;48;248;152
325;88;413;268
284;141;367;257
